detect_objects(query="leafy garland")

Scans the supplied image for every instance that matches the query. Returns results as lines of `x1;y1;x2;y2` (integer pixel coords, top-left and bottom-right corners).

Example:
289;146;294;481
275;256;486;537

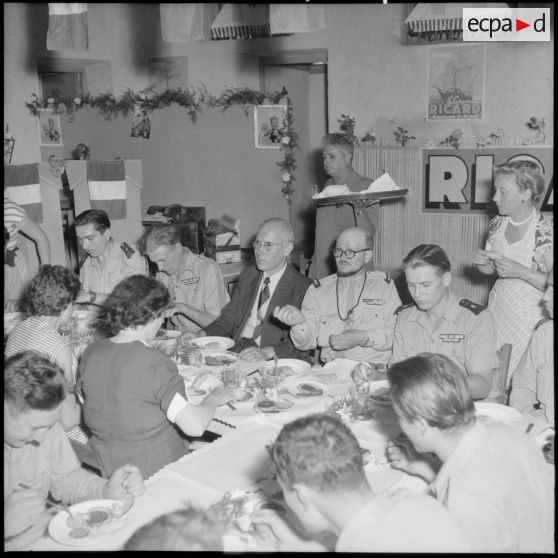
25;85;298;204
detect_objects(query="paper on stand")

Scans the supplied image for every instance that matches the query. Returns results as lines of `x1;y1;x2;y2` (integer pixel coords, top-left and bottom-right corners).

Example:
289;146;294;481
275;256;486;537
363;172;401;193
312;184;350;199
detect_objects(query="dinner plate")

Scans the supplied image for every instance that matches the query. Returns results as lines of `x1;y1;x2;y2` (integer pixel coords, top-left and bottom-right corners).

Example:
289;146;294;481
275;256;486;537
368;380;392;406
200;350;238;367
253;397;294;413
258;359;311;377
48;499;134;546
284;379;324;398
474;402;522;427
191;336;235;351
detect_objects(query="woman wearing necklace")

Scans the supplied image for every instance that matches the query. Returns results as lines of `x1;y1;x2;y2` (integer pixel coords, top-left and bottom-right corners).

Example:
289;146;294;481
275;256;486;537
473;160;553;385
273;227;401;364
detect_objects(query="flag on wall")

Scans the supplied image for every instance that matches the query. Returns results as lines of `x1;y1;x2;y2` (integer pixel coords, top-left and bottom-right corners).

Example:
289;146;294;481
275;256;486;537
269;4;325;34
4;164;44;223
87;160;127;219
160;4;215;41
47;3;88;50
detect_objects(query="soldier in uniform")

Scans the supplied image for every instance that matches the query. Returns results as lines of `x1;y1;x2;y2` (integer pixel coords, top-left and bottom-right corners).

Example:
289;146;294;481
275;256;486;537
390;244;498;401
140;224;229;333
75;209;148;307
274;227;401;364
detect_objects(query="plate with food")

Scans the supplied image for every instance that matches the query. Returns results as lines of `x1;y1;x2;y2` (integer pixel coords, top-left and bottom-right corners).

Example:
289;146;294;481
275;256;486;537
368;380;392;406
474;402;522;427
200;351;238;367
258;359;311;378
48;499;134;546
191;336;235;351
253;397;294;414
284;379;325;398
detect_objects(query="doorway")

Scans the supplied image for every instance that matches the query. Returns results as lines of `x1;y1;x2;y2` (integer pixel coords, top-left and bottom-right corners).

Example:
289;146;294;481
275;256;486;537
259;50;328;266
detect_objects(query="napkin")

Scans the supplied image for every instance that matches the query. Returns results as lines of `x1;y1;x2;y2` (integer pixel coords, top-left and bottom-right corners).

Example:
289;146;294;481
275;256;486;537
363;172;401;193
312;184;350;199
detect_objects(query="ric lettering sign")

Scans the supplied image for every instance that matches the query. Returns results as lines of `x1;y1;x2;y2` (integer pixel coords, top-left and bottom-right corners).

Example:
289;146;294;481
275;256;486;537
423;147;553;215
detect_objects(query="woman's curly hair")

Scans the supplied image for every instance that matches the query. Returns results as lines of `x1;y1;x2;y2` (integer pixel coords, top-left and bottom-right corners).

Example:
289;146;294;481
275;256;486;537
23;265;81;316
94;275;171;337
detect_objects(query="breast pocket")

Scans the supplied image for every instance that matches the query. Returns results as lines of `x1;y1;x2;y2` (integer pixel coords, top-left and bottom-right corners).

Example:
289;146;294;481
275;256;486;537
438;338;466;367
317;313;343;346
359;305;384;328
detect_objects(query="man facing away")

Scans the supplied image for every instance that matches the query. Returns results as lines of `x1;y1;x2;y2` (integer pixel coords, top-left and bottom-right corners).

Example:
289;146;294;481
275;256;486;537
140;224;229;332
386;352;554;553
274;226;400;365
250;413;473;552
390;243;498;401
183;218;312;362
74;209;147;307
309;133;377;279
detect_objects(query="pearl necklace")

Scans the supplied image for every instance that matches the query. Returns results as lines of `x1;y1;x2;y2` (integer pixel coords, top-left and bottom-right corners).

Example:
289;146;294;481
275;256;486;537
509;208;535;226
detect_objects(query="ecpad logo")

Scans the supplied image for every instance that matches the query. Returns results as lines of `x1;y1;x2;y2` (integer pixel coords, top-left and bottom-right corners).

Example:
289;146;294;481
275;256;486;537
463;8;550;42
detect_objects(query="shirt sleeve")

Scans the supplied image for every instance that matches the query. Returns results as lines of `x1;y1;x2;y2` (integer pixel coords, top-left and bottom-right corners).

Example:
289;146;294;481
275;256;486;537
389;313;406;366
363;280;401;351
464;311;499;375
290;285;320;350
150;354;187;414
125;249;148;276
201;260;230;315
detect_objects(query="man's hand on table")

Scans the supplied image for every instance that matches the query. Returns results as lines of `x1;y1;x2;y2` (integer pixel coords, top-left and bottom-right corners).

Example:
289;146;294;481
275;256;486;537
328;329;369;351
103;464;145;500
386;433;440;483
273;305;305;327
250;508;327;552
4;487;52;549
238;346;275;362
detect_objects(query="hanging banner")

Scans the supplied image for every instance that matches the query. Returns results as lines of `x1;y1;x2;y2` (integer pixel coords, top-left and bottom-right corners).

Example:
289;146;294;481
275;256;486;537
423;146;553;215
427;44;485;121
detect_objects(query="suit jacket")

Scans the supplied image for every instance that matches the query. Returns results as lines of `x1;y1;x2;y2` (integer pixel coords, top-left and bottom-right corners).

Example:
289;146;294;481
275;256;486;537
205;263;312;360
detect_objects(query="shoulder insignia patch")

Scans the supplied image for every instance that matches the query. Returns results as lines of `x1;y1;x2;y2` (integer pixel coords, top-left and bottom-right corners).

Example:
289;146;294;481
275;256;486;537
79;253;89;267
394;303;414;315
312;279;321;288
384;271;391;284
120;242;135;259
459;298;486;315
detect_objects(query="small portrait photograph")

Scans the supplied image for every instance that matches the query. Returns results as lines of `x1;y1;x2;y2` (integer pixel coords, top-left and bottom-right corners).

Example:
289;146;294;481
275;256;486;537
255;104;288;149
131;104;151;139
37;109;63;146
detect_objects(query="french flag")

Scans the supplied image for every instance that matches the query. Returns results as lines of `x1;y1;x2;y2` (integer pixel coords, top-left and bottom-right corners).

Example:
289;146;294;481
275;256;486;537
47;3;88;51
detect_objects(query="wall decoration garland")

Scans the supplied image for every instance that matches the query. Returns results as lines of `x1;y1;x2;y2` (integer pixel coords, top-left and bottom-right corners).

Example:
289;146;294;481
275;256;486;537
25;85;298;204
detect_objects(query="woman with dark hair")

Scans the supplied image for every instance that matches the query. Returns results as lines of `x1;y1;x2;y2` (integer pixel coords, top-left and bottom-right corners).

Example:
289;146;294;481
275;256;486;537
472;160;553;380
5;265;82;429
78;275;232;478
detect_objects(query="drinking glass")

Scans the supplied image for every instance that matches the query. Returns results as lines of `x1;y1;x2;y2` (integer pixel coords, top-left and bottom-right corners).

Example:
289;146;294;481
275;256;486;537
222;363;242;391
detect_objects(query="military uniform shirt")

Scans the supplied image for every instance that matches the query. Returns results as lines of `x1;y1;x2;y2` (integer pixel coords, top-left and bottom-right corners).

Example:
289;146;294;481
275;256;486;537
291;271;401;364
390;291;499;397
156;248;230;332
79;238;148;295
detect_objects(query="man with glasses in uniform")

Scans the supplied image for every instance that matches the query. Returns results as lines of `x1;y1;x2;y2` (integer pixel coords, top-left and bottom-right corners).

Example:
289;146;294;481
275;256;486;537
183;218;312;362
274;227;401;365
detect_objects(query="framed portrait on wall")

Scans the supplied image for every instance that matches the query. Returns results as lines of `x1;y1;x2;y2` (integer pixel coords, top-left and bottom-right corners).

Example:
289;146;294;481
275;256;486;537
147;56;188;93
427;44;485;121
37;109;63;146
254;104;288;149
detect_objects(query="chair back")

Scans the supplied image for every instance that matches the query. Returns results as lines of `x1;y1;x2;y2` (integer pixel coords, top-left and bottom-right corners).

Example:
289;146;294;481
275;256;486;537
493;343;512;404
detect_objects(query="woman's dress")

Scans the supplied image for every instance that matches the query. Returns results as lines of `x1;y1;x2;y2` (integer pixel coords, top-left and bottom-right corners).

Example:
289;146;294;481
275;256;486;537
78;339;189;478
485;212;552;381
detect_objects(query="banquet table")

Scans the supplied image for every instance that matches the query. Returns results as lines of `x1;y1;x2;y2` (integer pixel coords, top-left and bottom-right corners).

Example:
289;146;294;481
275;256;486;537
19;345;554;551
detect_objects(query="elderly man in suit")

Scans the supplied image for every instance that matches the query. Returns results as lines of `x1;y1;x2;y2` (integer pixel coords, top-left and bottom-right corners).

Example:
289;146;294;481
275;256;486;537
183;218;312;362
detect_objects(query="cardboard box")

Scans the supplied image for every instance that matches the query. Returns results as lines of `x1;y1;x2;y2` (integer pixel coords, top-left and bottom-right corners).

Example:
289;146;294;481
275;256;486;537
206;214;240;262
210;249;242;264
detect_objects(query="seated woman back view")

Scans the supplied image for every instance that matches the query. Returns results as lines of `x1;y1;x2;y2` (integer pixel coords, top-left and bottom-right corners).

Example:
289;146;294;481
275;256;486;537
5;264;81;430
78;275;232;478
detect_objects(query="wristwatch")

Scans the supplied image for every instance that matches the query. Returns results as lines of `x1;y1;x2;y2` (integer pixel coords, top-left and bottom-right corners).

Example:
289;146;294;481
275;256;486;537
89;290;97;304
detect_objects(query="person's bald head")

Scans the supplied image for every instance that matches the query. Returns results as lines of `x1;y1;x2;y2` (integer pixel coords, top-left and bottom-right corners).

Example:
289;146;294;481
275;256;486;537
257;218;294;244
253;218;294;274
334;227;374;277
337;227;374;251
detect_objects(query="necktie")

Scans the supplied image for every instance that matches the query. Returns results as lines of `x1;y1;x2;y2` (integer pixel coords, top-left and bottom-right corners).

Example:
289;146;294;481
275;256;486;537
252;277;270;341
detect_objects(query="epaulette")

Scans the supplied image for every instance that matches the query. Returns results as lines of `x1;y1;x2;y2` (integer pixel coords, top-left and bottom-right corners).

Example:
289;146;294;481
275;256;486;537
459;298;486;315
384;271;391;284
120;242;135;259
534;317;549;330
394;303;414;315
79;253;89;267
312;279;321;288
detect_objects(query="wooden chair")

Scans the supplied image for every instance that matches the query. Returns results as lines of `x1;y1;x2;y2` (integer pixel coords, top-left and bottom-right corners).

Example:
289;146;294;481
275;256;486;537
492;343;512;405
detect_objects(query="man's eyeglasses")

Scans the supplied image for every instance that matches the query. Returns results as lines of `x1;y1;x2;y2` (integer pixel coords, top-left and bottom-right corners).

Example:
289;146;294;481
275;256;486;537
253;240;284;252
333;248;369;260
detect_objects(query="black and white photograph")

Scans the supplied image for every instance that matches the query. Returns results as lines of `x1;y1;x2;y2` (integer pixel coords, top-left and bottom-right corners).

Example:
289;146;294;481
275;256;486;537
4;3;554;554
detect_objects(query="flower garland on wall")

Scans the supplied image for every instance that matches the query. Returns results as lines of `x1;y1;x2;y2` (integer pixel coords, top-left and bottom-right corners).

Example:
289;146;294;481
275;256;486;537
25;85;298;204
